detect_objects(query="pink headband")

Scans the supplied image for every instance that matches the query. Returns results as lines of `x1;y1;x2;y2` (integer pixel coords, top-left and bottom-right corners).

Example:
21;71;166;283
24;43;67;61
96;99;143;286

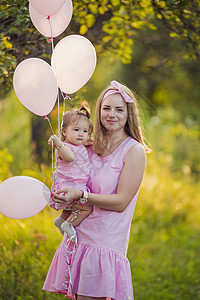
102;80;134;103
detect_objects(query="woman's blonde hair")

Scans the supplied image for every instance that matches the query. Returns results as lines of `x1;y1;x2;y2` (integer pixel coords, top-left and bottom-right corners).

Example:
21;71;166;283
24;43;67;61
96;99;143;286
93;82;150;154
61;106;93;141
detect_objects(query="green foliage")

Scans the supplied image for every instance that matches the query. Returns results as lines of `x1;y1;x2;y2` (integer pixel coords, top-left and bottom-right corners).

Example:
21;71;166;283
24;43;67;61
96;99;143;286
0;208;65;300
0;148;13;182
0;90;31;174
145;106;200;181
152;0;200;58
129;150;200;299
0;0;33;94
0;35;16;95
1;0;200;93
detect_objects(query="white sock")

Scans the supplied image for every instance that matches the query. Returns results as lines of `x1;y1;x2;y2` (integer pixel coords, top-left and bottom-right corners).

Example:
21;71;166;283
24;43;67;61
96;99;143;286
61;221;77;245
54;216;65;235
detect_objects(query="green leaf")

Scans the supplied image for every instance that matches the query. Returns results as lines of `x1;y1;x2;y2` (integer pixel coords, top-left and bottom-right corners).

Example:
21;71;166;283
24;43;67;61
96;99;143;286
85;14;96;28
110;0;120;6
79;24;88;35
169;32;178;38
148;23;157;30
102;36;112;43
99;6;108;15
88;3;98;14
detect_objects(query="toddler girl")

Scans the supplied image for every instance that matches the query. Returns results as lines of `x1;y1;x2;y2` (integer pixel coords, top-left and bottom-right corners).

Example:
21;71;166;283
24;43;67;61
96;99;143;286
48;107;93;245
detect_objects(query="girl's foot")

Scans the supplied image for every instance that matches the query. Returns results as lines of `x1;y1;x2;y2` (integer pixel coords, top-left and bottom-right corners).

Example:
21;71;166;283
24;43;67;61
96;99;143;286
61;221;77;245
54;216;65;235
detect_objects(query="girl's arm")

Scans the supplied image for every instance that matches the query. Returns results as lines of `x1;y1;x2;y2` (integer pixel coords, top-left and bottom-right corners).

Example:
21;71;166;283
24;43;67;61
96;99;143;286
52;143;146;211
48;135;75;162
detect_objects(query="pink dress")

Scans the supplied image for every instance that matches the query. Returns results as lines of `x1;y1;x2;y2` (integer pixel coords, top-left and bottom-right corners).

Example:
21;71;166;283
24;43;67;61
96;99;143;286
43;137;141;300
49;143;91;211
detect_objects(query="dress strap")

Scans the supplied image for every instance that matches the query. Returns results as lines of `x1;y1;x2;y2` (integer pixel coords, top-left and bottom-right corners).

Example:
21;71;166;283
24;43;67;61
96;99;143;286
121;138;140;162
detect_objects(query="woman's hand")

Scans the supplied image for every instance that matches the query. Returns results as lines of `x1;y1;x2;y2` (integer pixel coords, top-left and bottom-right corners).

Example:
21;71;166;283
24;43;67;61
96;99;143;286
51;188;82;208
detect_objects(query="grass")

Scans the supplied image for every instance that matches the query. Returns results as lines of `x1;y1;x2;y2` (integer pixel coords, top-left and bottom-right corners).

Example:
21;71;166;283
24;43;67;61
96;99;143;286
0;153;200;300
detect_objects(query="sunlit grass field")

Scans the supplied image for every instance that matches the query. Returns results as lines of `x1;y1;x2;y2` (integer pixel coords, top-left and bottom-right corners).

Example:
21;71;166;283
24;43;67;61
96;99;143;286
0;152;200;300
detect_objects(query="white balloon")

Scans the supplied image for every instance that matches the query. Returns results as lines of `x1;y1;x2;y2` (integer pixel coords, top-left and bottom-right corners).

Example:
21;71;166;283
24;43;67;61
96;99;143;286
29;0;65;16
51;35;97;94
29;0;73;38
13;58;58;116
0;176;50;219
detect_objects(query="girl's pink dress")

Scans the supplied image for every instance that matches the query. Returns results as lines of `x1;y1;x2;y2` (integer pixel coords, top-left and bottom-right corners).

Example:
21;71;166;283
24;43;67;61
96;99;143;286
49;143;91;211
43;137;141;300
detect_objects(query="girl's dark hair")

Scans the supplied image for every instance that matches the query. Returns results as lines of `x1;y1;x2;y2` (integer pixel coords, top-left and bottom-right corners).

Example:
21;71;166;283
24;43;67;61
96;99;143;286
79;106;91;119
61;106;93;141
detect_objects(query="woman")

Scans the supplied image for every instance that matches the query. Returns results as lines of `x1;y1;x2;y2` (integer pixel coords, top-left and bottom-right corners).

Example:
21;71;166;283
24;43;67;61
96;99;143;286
43;80;148;300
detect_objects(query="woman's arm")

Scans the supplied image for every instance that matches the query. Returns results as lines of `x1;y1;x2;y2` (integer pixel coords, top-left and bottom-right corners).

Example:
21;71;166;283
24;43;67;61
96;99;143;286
52;143;146;212
48;134;75;162
90;143;146;211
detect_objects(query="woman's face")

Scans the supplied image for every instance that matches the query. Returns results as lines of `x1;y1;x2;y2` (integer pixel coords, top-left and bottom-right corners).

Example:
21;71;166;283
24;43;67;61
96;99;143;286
100;93;128;133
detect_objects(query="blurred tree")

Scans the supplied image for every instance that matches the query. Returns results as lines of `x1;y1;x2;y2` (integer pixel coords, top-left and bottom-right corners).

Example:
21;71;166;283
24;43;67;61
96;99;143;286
1;0;200;94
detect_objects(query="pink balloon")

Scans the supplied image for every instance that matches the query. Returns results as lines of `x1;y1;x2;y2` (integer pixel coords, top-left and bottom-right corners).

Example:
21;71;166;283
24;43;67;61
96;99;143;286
0;176;50;219
29;0;65;16
51;35;97;94
13;58;58;116
29;0;73;38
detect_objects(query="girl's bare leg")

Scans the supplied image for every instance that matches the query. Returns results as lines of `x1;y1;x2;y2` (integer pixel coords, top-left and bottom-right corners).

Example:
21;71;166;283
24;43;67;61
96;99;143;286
60;209;71;220
54;210;71;235
68;205;93;227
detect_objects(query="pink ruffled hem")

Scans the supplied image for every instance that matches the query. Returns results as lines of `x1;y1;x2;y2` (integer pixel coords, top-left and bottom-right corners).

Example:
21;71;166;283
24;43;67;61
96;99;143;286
43;238;134;300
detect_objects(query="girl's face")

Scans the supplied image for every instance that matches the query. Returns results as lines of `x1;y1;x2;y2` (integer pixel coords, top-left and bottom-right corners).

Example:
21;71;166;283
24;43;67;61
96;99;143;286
100;93;128;133
62;117;90;146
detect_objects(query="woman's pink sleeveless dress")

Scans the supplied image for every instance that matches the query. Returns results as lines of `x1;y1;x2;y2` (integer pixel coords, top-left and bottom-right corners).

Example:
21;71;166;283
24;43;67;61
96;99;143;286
43;137;141;300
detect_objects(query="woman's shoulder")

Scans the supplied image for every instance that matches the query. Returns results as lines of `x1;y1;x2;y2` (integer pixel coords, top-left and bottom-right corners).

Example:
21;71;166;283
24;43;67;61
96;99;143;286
122;137;146;162
124;140;146;164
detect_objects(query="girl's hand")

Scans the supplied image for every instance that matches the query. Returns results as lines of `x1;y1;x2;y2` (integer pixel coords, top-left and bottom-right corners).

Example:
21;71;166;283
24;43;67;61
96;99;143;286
51;188;82;208
84;137;93;146
48;134;61;147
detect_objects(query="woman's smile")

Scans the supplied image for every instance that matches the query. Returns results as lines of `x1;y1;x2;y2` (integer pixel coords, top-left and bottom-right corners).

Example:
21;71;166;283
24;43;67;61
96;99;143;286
107;120;117;124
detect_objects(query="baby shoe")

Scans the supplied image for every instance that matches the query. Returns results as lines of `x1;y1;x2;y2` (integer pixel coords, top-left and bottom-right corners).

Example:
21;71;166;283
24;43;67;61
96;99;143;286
61;221;77;245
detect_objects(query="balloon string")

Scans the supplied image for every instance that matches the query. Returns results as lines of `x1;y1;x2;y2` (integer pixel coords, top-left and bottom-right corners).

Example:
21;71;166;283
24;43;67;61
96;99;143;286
44;115;54;135
58;90;61;139
51;143;59;192
60;93;68;130
44;115;57;189
60;92;72;136
63;238;76;298
51;138;54;180
47;16;54;51
46;15;60;138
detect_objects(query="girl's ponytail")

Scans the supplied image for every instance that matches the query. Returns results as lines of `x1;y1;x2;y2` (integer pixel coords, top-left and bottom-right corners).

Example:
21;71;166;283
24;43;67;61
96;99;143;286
79;106;90;119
